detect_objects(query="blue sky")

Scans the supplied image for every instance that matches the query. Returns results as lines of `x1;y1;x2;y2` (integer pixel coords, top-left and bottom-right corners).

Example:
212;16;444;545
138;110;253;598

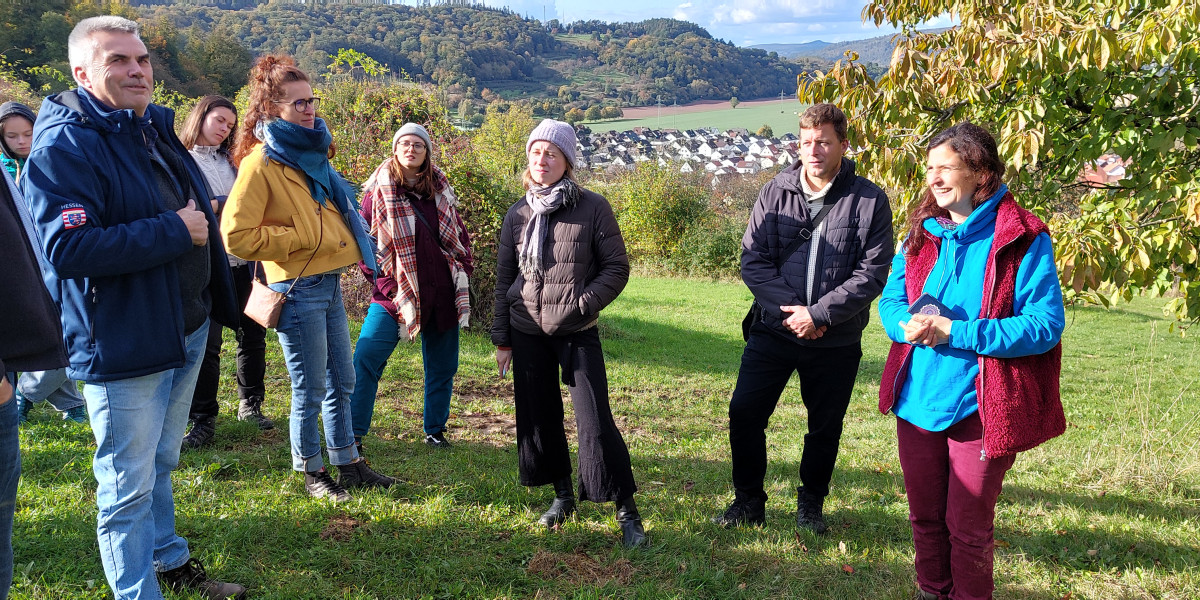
479;0;948;46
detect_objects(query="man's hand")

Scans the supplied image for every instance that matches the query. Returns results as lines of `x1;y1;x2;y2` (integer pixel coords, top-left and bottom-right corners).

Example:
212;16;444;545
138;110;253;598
176;199;209;246
0;376;11;405
780;305;826;340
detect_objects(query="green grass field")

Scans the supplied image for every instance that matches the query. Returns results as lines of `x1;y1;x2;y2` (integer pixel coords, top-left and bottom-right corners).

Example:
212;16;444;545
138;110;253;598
13;278;1200;599
587;101;810;136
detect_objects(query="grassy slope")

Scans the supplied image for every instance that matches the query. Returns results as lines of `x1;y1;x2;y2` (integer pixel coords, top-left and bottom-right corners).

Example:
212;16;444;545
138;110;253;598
587;102;809;138
13;278;1199;599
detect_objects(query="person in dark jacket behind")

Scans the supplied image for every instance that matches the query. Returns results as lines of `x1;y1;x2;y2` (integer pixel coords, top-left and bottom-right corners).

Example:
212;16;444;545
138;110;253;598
0;99;89;427
21;16;245;600
0;165;68;600
714;103;894;533
178;95;275;451
350;123;474;454
492;119;645;548
878;123;1065;600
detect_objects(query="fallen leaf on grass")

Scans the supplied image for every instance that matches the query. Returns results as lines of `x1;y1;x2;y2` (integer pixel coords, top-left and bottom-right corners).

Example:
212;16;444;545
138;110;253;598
995;540;1010;548
841;564;855;574
1087;549;1098;557
683;480;695;492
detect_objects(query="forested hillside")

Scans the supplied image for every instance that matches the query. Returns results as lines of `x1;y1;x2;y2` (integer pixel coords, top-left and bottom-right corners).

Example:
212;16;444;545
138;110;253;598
136;4;802;107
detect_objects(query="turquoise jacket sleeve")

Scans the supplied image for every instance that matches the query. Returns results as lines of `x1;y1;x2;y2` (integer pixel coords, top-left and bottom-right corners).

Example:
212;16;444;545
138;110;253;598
878;246;912;344
948;232;1065;358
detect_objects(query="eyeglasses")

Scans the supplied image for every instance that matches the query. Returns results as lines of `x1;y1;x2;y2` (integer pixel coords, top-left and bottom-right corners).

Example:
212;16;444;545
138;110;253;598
925;165;967;177
273;97;321;112
397;141;426;151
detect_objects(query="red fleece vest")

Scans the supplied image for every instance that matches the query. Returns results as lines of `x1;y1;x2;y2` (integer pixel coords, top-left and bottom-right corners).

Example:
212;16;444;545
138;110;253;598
879;194;1065;457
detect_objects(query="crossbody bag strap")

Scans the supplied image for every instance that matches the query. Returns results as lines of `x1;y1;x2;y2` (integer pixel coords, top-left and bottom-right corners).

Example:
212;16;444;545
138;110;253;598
254;208;324;296
408;197;448;253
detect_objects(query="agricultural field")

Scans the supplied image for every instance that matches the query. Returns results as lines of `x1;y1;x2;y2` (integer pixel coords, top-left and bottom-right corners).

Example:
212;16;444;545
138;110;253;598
588;99;810;136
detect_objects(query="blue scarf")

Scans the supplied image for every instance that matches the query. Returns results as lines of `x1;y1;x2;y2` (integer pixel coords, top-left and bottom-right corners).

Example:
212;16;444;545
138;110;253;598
256;117;377;272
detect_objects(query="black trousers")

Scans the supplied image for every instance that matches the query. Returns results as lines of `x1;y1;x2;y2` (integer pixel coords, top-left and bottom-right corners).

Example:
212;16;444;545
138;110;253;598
728;323;862;500
511;327;637;502
190;263;268;420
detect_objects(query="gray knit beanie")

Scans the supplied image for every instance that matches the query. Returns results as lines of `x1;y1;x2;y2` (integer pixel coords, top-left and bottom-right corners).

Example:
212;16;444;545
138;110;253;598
391;122;431;150
526;119;577;166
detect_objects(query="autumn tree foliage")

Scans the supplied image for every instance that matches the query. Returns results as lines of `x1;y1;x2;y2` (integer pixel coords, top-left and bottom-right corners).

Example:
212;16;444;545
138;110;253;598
799;1;1200;326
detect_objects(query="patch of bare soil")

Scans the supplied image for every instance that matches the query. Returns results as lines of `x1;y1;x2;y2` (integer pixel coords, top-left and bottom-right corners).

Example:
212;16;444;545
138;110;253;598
319;514;362;542
526;548;635;587
456;408;518;445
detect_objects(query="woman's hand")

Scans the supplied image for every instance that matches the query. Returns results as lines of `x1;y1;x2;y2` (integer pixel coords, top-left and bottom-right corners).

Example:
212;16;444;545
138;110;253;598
495;347;513;378
901;314;953;347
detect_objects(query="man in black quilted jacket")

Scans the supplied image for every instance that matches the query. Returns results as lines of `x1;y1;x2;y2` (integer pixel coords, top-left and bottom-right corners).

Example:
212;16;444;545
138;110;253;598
714;103;894;533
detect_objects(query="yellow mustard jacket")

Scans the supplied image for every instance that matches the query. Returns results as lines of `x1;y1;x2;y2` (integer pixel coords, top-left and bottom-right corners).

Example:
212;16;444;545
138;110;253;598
221;144;361;283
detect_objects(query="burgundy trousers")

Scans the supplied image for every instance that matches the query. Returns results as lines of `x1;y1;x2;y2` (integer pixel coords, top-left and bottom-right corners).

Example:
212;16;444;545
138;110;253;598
896;413;1015;600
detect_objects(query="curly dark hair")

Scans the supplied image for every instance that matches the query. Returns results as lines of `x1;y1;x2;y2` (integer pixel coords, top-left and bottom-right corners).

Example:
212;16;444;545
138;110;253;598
904;122;1006;256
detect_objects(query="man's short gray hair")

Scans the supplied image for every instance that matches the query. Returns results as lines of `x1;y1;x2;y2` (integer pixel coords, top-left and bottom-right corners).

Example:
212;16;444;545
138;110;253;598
68;16;140;71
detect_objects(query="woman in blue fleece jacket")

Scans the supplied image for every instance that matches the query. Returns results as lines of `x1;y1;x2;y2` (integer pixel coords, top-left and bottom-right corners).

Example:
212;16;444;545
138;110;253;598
877;123;1066;600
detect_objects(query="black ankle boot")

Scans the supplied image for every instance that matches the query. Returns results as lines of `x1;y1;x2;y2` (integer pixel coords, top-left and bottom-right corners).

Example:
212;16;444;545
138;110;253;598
538;477;576;529
615;496;646;548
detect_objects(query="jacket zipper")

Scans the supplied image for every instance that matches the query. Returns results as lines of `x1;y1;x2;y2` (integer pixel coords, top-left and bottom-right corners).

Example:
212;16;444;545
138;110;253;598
977;231;1020;460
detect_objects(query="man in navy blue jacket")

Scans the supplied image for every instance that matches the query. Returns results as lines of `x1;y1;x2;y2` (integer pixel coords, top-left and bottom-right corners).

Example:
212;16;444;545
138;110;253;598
714;104;894;534
22;16;245;600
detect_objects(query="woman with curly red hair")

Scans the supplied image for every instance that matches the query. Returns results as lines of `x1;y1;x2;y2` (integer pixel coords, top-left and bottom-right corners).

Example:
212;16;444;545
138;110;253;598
221;55;394;501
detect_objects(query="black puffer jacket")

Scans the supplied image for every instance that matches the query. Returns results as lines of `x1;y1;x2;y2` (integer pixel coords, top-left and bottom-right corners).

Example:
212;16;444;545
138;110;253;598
741;157;894;347
492;187;629;346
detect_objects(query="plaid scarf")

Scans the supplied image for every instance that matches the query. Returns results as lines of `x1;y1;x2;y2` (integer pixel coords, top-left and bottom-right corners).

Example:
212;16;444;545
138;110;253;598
363;161;470;340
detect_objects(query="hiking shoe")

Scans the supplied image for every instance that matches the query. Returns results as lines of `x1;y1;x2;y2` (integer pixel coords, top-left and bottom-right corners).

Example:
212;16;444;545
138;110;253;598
712;495;766;528
181;416;216;450
236;396;274;430
796;487;828;534
63;405;89;424
305;468;352;502
158;557;247;600
424;432;452;448
336;459;394;490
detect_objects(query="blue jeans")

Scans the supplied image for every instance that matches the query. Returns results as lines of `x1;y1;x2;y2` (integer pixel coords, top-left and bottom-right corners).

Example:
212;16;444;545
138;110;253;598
0;389;20;600
350;302;460;438
269;273;359;472
16;368;85;412
82;322;208;600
